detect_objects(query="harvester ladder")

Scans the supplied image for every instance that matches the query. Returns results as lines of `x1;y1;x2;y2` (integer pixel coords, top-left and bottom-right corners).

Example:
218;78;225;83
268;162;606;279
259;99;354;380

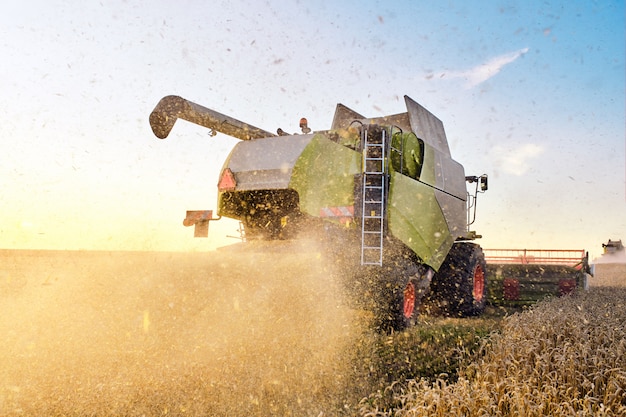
360;128;387;266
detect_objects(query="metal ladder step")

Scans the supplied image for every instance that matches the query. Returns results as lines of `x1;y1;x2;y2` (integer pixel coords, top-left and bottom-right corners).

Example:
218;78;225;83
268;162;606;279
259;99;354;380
360;128;387;266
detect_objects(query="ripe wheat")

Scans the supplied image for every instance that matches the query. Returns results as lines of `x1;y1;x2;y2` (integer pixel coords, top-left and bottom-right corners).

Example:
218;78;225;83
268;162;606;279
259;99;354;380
361;287;626;416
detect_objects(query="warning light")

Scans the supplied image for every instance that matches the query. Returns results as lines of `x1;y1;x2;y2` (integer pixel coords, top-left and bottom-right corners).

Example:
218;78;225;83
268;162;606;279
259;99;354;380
218;168;237;191
299;117;311;134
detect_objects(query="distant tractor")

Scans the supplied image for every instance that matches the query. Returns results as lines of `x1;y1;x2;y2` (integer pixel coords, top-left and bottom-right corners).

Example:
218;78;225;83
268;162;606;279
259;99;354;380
149;95;489;330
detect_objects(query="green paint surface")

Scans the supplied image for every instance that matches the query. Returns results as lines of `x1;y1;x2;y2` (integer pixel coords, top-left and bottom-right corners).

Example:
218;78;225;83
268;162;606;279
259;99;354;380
387;172;453;270
289;134;361;217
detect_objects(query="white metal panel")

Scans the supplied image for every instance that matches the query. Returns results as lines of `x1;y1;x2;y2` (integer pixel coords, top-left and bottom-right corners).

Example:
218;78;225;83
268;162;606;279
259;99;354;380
226;134;313;190
404;95;451;157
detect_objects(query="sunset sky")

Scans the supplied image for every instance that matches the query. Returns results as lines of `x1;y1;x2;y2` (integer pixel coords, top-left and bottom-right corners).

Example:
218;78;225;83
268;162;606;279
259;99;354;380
1;0;624;260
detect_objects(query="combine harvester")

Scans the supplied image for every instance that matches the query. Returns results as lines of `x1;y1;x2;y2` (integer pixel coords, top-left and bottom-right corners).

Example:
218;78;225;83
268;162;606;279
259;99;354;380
149;94;491;330
484;248;591;305
590;239;626;287
147;94;588;328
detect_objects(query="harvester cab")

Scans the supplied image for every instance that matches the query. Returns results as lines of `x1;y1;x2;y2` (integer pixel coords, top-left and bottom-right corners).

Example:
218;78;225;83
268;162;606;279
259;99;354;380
149;95;490;330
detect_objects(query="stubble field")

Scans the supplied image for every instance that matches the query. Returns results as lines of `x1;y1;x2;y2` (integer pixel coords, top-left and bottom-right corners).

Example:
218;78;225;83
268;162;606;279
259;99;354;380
0;247;624;416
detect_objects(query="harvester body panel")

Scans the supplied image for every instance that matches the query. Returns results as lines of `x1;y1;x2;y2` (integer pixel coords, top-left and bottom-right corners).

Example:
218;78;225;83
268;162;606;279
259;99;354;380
404;95;450;157
219;134;313;191
387;171;452;268
288;134;361;219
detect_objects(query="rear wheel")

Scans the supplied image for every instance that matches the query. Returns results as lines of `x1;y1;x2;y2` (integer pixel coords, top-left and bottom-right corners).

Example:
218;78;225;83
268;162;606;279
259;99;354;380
375;250;432;332
428;243;488;317
321;230;431;332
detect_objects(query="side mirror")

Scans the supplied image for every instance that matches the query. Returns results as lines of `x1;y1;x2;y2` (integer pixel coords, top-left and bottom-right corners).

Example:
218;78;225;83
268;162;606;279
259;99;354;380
480;175;488;191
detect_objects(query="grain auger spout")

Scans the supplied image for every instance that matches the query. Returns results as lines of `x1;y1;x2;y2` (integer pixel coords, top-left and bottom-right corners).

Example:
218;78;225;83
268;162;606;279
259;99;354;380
149;95;276;141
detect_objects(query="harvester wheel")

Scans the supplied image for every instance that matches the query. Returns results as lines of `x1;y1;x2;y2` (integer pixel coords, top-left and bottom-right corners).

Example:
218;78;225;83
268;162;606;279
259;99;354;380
376;256;431;332
428;243;488;317
375;276;419;332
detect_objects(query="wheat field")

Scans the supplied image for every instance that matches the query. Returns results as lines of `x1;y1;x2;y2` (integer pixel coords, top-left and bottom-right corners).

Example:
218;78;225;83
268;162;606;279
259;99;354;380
360;287;626;416
1;249;624;416
0;248;362;416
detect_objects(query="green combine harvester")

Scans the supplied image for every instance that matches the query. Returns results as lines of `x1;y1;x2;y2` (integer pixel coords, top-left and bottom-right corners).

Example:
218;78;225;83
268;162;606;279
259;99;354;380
149;95;491;330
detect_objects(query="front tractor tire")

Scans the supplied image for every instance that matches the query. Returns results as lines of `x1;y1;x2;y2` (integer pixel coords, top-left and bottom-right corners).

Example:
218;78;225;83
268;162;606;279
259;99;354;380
428;243;488;317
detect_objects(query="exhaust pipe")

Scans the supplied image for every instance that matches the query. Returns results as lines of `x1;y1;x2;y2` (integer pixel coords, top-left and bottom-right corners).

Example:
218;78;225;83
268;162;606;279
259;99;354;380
149;95;276;141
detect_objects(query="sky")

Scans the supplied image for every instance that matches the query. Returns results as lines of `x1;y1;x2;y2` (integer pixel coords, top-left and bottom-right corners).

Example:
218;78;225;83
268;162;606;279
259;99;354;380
1;0;624;260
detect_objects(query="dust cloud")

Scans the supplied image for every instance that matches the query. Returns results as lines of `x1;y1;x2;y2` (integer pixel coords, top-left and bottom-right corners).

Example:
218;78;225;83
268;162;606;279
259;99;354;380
594;250;626;264
0;244;367;416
